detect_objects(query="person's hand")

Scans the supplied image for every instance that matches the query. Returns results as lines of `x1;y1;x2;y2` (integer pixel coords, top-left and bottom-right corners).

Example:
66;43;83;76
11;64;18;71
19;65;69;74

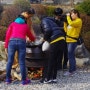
66;13;70;16
26;37;31;43
39;37;44;42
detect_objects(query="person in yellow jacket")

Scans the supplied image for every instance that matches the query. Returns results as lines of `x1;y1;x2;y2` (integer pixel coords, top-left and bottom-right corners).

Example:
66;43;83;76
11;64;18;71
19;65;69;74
64;9;82;76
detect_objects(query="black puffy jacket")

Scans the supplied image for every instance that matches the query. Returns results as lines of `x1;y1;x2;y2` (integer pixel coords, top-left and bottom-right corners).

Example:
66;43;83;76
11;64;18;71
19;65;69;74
41;17;65;42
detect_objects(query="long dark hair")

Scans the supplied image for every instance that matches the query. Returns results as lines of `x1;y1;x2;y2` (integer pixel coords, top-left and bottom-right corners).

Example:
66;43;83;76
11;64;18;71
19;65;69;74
71;9;80;18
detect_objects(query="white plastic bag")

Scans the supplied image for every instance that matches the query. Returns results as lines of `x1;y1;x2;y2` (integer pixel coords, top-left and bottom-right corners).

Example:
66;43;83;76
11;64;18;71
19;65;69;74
42;41;50;51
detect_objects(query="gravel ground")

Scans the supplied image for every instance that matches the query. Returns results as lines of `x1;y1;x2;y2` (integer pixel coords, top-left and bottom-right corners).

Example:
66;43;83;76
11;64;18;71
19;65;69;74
0;60;90;90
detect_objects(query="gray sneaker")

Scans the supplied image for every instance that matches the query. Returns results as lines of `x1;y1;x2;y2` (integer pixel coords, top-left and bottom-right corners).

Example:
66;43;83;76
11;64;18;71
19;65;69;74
63;71;77;77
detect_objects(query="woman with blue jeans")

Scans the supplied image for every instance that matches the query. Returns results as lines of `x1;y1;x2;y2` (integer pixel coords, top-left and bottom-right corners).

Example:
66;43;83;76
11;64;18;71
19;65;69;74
68;43;77;73
7;38;27;81
64;9;82;76
5;9;36;85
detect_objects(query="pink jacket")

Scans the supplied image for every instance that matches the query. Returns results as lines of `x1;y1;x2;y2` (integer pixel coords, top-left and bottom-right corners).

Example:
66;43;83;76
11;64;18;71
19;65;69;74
5;22;35;48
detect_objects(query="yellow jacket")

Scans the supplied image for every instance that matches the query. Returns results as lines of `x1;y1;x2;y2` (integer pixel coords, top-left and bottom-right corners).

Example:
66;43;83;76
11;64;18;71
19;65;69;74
64;16;82;43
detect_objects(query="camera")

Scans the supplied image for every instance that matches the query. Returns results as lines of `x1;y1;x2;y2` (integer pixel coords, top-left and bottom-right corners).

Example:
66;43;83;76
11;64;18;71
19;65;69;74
60;14;67;22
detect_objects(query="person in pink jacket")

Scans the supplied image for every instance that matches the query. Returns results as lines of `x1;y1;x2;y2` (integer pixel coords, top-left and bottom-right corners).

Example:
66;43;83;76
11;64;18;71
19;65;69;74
5;8;36;85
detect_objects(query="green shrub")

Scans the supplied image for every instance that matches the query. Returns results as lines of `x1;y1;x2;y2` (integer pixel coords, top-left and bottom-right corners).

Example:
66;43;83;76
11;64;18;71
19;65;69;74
80;14;90;51
31;4;55;17
0;4;3;22
0;4;3;15
75;0;90;15
45;6;55;17
0;26;7;41
32;16;41;24
31;4;46;18
0;0;31;27
84;31;90;51
0;6;21;27
75;4;85;14
14;0;31;12
80;14;90;34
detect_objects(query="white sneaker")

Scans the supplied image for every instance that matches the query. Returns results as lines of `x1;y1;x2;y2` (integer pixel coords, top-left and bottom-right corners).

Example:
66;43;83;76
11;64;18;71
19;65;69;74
44;80;52;84
52;79;57;83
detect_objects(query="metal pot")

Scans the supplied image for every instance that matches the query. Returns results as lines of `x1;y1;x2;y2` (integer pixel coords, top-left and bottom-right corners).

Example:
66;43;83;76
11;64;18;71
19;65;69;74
25;36;46;67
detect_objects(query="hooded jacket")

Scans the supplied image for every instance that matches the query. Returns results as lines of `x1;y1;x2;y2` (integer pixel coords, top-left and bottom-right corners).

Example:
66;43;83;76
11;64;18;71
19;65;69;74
41;17;65;44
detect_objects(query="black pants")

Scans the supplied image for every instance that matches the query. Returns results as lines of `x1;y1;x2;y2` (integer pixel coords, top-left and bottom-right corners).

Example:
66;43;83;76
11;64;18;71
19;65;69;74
63;41;68;67
46;40;65;80
57;41;68;70
41;51;50;80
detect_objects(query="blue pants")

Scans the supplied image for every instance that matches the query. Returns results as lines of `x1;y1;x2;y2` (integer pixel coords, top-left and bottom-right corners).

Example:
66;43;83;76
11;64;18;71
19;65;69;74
6;38;26;80
67;42;77;73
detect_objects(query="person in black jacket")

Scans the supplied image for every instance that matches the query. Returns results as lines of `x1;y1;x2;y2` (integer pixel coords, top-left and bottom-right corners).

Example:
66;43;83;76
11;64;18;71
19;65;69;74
40;8;67;83
54;8;68;70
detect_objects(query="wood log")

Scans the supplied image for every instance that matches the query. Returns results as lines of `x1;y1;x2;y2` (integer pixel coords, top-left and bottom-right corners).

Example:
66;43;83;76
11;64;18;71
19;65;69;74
12;64;18;69
13;72;21;81
0;73;6;81
0;70;6;74
12;51;19;69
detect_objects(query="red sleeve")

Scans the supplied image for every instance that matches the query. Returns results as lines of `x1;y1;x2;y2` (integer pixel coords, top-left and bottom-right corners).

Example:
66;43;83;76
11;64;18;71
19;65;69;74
4;24;12;48
27;28;36;41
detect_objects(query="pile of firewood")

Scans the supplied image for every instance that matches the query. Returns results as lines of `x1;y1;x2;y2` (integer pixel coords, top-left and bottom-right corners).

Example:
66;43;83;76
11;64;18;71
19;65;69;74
28;67;43;80
0;67;43;81
0;70;6;81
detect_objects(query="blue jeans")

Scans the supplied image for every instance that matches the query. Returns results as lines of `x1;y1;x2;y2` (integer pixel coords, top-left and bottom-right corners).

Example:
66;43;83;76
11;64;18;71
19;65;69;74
67;42;77;73
6;38;26;80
